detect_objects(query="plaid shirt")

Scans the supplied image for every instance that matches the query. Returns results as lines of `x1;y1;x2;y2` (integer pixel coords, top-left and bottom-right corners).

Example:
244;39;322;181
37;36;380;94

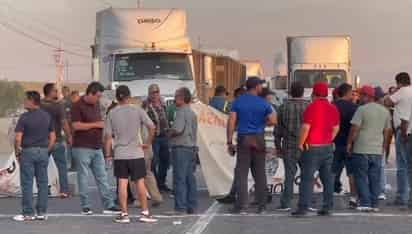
274;98;310;160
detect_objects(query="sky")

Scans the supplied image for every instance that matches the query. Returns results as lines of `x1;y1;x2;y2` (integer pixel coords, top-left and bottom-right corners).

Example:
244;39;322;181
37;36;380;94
1;0;412;88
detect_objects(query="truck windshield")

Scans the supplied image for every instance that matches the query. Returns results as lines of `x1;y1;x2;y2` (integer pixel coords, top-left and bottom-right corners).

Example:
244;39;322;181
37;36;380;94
114;53;193;81
294;70;346;88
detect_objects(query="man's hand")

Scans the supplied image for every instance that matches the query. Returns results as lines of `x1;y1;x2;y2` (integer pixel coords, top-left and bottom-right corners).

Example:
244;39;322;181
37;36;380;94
94;121;105;129
141;143;150;150
346;143;353;156
227;143;236;156
66;135;73;146
298;144;305;152
105;156;113;165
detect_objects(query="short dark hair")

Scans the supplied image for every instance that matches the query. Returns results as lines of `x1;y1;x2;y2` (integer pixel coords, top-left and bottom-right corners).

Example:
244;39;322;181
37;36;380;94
86;82;104;95
177;87;192;104
234;87;246;98
26;91;41;106
290;81;304;98
337;83;352;98
43;83;55;97
215;85;227;96
71;90;79;96
395;72;411;85
115;85;131;102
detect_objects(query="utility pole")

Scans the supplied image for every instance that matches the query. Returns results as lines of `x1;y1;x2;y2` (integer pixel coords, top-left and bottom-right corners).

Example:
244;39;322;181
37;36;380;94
53;44;64;98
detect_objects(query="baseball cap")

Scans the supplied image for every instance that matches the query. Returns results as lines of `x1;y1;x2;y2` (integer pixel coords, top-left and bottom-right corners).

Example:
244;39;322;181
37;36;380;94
374;86;385;99
360;85;375;98
312;82;329;97
246;76;265;90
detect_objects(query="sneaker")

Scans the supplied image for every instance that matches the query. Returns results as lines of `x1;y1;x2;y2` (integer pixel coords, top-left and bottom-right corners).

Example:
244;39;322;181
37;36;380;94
275;206;292;212
389;199;406;206
256;206;266;214
216;195;236;204
13;215;35;222
307;207;318;212
103;207;121;215
356;206;372;212
36;215;48;221
159;186;173;193
371;207;380;213
139;212;158;223
114;213;130;224
291;209;307;217
187;208;196;214
317;209;331;216
81;208;94;215
378;194;387;201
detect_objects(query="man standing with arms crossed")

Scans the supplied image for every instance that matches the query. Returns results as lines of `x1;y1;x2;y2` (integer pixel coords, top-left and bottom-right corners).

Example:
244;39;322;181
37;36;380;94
227;77;277;214
71;82;119;215
292;82;340;217
104;85;157;223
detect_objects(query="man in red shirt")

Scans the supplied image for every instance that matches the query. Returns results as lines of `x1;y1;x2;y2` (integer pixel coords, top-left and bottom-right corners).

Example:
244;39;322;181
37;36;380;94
292;82;340;217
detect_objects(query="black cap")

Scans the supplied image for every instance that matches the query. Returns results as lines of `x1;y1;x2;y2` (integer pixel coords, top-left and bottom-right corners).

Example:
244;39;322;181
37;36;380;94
374;86;385;99
246;76;265;90
215;85;227;95
116;85;131;101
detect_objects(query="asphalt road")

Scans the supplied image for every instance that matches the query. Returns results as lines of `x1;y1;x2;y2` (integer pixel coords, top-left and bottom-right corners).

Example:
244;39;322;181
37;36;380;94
1;146;411;234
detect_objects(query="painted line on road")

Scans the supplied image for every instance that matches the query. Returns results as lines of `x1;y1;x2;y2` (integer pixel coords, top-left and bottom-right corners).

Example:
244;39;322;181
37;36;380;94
1;212;412;219
184;201;221;234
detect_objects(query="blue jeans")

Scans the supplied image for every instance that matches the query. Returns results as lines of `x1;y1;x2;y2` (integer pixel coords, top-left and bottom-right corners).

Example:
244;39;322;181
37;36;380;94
171;147;197;212
297;146;334;210
280;155;301;208
332;146;354;193
352;154;382;208
152;136;170;188
72;148;115;209
406;135;412;205
51;142;69;193
395;129;409;202
380;156;387;194
20;147;49;216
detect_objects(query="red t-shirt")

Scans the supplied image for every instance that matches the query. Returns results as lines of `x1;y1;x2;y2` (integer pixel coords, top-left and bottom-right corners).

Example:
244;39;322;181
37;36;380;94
303;99;340;145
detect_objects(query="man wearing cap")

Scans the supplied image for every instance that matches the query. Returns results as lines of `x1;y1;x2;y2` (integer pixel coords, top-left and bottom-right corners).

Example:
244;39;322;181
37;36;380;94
142;84;172;193
384;72;412;206
347;86;392;212
292;82;340;217
227;77;277;214
209;85;231;114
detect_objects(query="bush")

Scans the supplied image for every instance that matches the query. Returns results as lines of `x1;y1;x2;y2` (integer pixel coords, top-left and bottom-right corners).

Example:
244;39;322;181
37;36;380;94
0;80;25;117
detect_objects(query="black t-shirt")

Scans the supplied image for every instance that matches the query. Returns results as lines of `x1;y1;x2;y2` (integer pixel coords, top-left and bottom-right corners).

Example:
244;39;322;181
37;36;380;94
15;109;54;148
333;99;358;147
41;99;66;142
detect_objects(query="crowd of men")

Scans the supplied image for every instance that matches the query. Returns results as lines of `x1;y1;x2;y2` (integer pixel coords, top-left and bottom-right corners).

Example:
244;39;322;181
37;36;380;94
10;71;412;222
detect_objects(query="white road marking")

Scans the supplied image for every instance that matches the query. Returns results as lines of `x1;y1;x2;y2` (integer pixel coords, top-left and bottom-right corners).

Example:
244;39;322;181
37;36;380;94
184;201;221;234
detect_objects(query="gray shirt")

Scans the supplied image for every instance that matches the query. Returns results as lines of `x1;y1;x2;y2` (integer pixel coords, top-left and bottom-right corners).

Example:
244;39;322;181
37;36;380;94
351;102;391;155
105;104;154;160
169;105;198;147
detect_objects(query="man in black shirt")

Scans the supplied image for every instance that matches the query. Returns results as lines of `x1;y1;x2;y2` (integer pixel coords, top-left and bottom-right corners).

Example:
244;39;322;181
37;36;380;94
332;83;359;208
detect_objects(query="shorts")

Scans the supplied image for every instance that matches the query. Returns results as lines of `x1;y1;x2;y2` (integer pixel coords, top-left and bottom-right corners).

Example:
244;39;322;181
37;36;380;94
114;158;146;181
332;146;355;175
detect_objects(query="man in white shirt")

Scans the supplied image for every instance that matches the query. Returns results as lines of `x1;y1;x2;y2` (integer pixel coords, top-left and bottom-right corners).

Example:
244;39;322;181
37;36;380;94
384;72;412;206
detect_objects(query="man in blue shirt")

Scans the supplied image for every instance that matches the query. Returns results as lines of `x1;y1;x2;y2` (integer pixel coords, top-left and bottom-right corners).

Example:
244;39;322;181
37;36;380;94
209;85;231;114
227;77;277;214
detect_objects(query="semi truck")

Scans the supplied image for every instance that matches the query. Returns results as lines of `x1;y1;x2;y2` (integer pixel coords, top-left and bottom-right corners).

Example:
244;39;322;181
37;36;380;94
287;36;352;98
93;8;195;105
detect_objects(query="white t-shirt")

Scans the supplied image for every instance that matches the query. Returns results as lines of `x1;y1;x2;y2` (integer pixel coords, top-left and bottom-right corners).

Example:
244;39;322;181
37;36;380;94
390;86;412;129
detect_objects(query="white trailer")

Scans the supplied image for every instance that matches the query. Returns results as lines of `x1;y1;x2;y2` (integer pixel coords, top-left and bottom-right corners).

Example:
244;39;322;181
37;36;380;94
93;8;196;103
287;36;351;98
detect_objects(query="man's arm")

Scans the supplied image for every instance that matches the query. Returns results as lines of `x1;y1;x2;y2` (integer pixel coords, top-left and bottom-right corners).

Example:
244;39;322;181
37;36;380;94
383;128;392;156
266;112;277;127
14;132;23;161
346;124;360;155
63;120;72;145
72;121;104;131
384;96;395;108
298;123;310;151
226;112;237;145
332;125;340;141
103;134;113;159
143;126;155;149
48;131;56;153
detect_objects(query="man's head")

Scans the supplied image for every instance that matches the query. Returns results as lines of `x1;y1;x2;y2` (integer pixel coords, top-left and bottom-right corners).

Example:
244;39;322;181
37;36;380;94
359;85;375;104
175;87;192;107
374;86;385;102
24;91;41;110
70;90;80;103
62;86;70;98
116;85;131;103
312;82;328;99
85;82;104;104
395;72;411;88
260;87;275;103
352;89;360;104
43;83;58;100
214;86;228;97
290;81;304;98
234;87;246;98
148;84;160;102
337;83;353;100
245;77;265;95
